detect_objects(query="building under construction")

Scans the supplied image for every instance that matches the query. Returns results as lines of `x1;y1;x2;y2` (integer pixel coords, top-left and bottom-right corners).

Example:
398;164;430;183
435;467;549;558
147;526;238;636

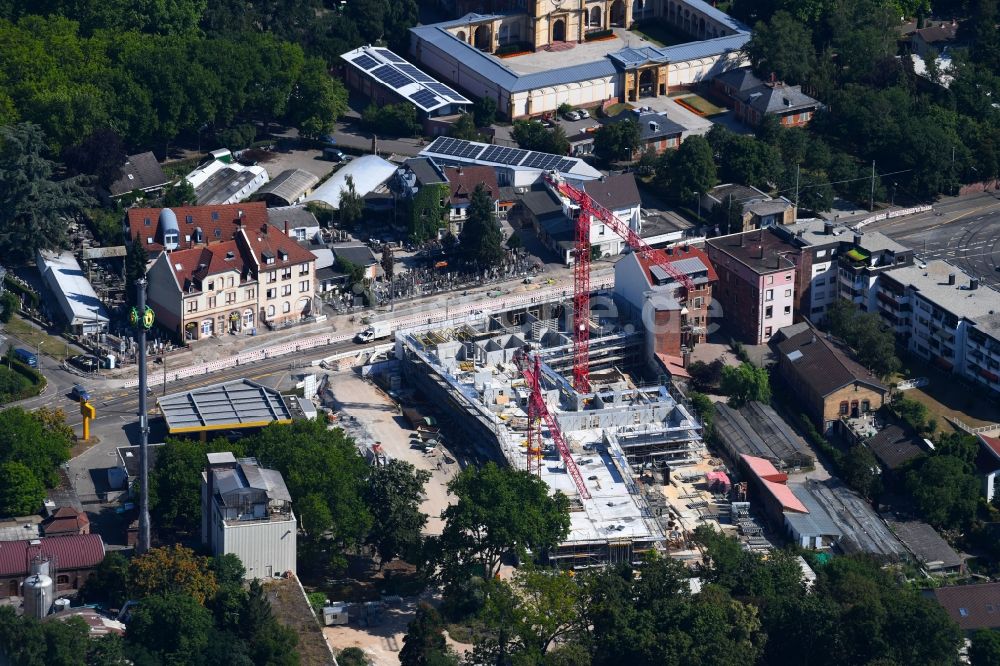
398;301;705;568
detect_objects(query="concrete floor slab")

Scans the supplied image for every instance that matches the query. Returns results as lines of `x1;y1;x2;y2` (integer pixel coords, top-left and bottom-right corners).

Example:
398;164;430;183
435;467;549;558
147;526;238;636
503;28;658;74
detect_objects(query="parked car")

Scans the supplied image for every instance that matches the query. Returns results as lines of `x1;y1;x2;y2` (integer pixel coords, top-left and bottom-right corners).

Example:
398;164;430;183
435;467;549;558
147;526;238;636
70;383;90;402
69;355;99;372
323;147;348;162
540;118;555;128
12;348;37;367
355;328;376;343
563;110;581;121
576;108;590;119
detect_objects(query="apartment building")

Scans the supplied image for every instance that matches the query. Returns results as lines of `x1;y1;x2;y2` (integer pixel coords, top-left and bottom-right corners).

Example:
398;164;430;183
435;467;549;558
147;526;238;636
706;230;797;344
876;260;1000;391
241;225;316;327
443;165;499;235
771;221;913;323
614;244;718;362
837;232;914;315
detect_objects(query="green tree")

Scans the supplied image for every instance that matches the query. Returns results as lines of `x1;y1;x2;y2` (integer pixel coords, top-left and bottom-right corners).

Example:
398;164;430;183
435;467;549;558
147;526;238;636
970;629;1000;666
824;300;900;379
688;391;716;437
593;119;641;162
434;462;570;584
364;459;430;567
449;113;482;141
399;602;459;666
126;592;213;664
162;180;196;207
841;444;882;500
458;183;503;268
473;96;497;128
125;233;149;305
360;103;420;137
380;245;394;282
338;175;364;228
483;567;583;657
338;646;370;666
657;135;717;204
744;10;816;84
720;362;771;407
61;127;127;190
246;419;371;549
0;407;73;487
0;122;92;264
335;255;365;287
906;455;981;529
0;461;45;516
288;57;348;138
512;120;569;155
128;544;220;605
0;291;18;323
150;437;244;534
409;183;447;242
80;551;130;608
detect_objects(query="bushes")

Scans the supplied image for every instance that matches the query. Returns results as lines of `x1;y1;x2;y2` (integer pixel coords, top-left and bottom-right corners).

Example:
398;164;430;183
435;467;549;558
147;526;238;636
585;29;613;41
361;103;420;137
0;352;45;399
2;277;39;311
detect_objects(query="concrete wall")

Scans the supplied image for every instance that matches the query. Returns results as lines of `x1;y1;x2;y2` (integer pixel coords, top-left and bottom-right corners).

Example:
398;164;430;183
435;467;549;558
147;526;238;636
220;515;297;579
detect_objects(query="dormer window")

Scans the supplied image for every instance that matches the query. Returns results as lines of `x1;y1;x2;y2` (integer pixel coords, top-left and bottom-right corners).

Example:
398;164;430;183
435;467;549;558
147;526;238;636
263;251;275;265
278;249;288;261
211;212;220;221
214;228;222;238
144;217;151;226
185;215;193;224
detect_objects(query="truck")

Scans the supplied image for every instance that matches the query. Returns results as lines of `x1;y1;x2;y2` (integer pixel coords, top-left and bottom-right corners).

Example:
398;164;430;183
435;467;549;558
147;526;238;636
354;321;393;344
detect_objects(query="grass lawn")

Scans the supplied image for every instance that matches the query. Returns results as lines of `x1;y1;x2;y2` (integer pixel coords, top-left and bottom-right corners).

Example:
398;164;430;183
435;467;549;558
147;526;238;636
675;93;727;116
601;102;634;117
4;317;72;360
629;22;692;47
893;354;1000;431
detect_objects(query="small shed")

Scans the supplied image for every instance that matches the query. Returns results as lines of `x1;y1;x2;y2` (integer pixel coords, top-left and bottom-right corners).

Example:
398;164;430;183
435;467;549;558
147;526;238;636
254;169;321;207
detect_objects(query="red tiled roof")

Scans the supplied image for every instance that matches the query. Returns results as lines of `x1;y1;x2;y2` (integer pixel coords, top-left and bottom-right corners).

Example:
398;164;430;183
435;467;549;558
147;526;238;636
444;166;498;204
741;454;786;482
979;434;1000;462
126;202;270;254
635;245;718;288
0;534;104;576
741;454;808;513
656;353;691;379
932;582;1000;631
762;478;809;513
165;240;248;291
43;507;90;535
239;225;315;271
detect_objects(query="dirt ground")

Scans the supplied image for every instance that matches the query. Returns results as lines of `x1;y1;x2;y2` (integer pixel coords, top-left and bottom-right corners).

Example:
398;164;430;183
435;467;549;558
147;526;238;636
324;370;458;535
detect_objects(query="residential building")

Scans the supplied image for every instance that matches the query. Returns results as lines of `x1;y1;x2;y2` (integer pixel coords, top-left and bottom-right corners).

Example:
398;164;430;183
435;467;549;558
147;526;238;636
0;534;105;598
876;260;1000;387
607;109;684;158
838;231;914;318
147;240;259;341
443;165;499;235
35;250;110;336
613;244;717;362
201;452;296;579
911;20;959;58
266;206;321;243
108;151;168;199
253;169;320;207
241;224;318;328
715;69;822;127
705;230;797;344
394;157;449;199
126;201;270;258
931;582;1000;632
775;322;888;433
701;183;796;233
976;433;1000;503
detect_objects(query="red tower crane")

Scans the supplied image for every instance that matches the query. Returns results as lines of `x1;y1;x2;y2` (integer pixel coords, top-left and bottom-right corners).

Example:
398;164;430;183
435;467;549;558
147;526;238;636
518;353;591;500
544;173;695;393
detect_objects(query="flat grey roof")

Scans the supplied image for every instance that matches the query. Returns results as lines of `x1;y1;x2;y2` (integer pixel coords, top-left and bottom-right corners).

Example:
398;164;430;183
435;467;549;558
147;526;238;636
794;479;907;559
885;259;1000;321
158;379;293;433
886;518;963;570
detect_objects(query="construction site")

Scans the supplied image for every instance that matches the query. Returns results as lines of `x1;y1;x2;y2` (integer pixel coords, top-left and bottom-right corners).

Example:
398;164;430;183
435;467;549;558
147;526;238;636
392;172;740;567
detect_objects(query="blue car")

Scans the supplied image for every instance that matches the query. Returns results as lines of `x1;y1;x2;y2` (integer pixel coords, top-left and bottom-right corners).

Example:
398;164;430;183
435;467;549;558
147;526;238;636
13;348;37;367
70;384;90;402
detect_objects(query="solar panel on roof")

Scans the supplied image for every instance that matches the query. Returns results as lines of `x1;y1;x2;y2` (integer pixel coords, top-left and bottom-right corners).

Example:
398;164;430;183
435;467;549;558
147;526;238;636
555;159;577;172
352;54;379;70
397;64;435;82
427;82;464;99
499;148;528;165
374;48;406;63
371;64;413;89
425;136;450;153
411;89;440;110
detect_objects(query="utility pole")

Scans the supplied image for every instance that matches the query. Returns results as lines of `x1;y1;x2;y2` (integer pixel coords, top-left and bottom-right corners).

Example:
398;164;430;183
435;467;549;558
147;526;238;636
869;160;876;212
135;279;151;555
794;164;800;209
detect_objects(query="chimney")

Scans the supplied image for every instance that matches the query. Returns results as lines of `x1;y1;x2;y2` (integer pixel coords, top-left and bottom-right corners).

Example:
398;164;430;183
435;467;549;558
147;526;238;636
971;277;980;290
666;245;673;255
261;223;268;236
948;273;956;285
284;221;289;235
853;233;862;246
823;221;833;235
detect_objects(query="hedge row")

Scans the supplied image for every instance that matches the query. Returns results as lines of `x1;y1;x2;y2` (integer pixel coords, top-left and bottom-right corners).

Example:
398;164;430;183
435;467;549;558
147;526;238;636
3;276;39;310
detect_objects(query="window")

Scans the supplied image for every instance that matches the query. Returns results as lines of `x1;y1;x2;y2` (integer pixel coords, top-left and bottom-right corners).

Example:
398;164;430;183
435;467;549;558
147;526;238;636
693;297;703;308
281;268;292;280
282;302;291;313
765;289;773;301
212;212;219;221
765;306;773;319
214;228;222;238
767;276;774;285
786;274;792;281
187;301;198;313
208;281;215;291
144;217;151;227
56;575;69;585
267;271;277;283
247;288;255;299
226;292;235;304
207;296;216;308
839;401;849;415
861;400;870;412
267;305;275;317
185;215;193;224
817;249;827;258
228;277;234;287
266;288;276;299
784;305;791;315
299;280;310;293
764;326;772;337
281;285;292;296
201;319;213;335
299;263;309;275
784;289;792;297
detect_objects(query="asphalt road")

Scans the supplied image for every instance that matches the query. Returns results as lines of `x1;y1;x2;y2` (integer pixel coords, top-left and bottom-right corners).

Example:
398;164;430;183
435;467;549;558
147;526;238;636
866;191;1000;287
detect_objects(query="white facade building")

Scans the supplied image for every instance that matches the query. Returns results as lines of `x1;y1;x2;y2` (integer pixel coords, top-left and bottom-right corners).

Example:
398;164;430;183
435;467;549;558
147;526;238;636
201;452;296;579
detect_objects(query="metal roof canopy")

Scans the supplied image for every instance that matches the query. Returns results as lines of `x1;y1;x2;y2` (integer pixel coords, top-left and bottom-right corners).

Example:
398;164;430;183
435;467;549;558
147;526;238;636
158;379;293;433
